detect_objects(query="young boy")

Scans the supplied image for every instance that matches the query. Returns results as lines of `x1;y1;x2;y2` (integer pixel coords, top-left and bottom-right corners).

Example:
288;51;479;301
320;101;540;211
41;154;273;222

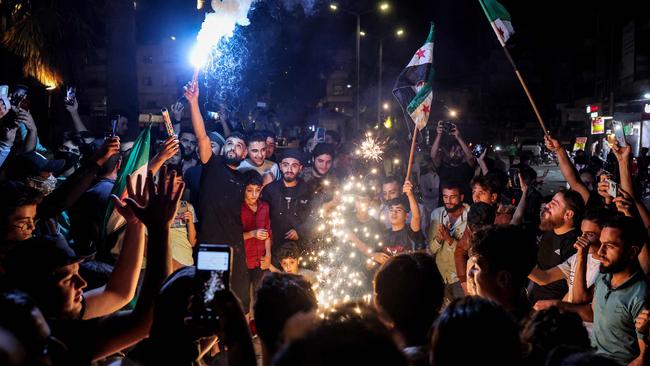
265;242;317;285
382;180;424;256
241;171;272;301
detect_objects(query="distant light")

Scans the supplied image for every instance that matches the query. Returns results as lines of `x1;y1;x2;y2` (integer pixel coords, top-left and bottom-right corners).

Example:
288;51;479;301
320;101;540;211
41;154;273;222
644;93;650;100
346;84;352;89
645;104;650;113
495;146;501;151
170;36;176;41
382;102;390;110
359;31;366;37
449;109;458;117
329;3;338;11
379;2;390;12
393;159;400;164
396;28;404;37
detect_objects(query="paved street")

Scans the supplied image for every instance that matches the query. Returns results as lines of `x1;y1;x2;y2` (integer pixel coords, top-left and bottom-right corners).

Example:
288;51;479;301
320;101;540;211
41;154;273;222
532;163;566;196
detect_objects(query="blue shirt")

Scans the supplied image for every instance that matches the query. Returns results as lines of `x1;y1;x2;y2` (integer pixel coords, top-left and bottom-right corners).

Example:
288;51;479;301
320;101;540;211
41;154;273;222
592;271;648;365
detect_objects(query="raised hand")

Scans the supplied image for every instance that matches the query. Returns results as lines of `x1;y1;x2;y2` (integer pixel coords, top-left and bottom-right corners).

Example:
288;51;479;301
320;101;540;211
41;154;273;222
544;135;561;153
183;81;199;106
16;109;36;131
123;165;185;228
65;98;79;113
93;136;121;166
403;180;414;197
156;136;180;163
170;102;184;122
111;173;148;224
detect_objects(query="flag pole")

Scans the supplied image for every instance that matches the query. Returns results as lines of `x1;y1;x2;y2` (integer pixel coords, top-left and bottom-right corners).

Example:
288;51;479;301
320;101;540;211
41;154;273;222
477;0;549;136
405;130;418;183
501;47;550;136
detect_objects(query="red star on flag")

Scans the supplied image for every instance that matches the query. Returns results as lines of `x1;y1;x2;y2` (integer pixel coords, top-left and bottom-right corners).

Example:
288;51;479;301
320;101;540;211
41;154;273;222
422;105;430;113
496;25;505;40
415;48;426;59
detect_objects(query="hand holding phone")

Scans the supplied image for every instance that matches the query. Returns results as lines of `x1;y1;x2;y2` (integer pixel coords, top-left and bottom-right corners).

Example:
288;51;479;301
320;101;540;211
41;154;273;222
612;121;627;147
605;178;618;198
315;127;325;142
193;244;232;324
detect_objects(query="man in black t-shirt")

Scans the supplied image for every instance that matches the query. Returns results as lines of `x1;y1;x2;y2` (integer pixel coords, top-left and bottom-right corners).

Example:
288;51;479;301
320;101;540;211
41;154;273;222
430;121;476;204
185;83;251;308
528;189;585;304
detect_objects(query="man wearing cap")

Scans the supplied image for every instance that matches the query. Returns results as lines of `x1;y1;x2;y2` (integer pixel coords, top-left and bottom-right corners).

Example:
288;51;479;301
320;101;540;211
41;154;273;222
185;82;252;309
1;167;182;365
262;148;313;263
3;138;120;239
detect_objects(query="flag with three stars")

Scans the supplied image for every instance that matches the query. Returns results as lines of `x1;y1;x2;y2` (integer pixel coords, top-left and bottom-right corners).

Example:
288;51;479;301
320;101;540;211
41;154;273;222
392;22;434;131
478;0;514;46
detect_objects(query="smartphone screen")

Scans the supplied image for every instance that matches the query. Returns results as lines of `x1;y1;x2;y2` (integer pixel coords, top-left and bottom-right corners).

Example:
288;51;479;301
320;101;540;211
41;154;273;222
0;85;8;98
65;87;76;104
196;244;232;303
612;121;627;147
316;127;325;142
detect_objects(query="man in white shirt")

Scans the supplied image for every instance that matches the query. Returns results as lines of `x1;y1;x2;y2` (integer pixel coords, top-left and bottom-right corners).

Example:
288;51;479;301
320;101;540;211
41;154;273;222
237;132;280;185
428;183;470;304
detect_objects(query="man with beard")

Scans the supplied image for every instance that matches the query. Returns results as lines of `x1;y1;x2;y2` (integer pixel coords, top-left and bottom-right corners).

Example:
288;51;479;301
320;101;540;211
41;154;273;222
528;190;585;304
237;132;280;185
184;82;251;308
428;183;470;303
430;121;476;204
590;215;648;365
261;149;312;264
178;130;199;175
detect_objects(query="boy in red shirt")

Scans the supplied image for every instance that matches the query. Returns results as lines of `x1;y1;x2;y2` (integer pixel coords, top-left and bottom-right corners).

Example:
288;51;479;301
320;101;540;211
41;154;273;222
241;171;271;309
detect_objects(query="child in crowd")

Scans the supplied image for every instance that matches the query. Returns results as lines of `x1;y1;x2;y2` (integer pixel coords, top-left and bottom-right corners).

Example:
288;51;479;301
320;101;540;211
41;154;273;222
264;242;317;285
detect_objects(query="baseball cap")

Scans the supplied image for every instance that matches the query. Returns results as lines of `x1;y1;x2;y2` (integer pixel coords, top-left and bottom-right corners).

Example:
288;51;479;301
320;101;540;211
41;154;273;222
11;152;65;178
281;148;305;165
4;235;90;282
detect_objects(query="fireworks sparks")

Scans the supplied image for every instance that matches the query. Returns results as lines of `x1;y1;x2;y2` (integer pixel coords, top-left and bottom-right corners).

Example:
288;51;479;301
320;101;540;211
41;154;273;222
356;132;386;162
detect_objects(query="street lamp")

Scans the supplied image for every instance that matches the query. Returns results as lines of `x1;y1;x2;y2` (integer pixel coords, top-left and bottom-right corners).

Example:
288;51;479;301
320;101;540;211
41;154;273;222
644;93;650;100
449;109;458;118
377;28;406;125
328;2;391;132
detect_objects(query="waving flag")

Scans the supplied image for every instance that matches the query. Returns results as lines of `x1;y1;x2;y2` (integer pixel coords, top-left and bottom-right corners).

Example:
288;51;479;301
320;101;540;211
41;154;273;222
392;23;435;131
479;0;515;46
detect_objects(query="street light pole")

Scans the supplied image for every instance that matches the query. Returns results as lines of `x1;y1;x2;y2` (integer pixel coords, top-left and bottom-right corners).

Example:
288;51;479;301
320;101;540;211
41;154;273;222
377;38;383;126
356;14;361;132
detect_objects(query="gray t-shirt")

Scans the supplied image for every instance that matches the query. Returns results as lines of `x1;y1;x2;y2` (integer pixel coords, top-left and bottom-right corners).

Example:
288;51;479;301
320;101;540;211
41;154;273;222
238;158;281;181
592;271;648;365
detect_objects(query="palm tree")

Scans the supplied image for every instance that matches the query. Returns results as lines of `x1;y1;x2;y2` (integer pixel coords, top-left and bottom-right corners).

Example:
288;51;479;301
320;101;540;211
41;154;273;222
1;0;97;88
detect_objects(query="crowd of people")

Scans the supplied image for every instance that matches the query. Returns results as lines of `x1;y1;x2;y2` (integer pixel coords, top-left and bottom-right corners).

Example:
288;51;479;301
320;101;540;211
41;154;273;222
2;80;650;366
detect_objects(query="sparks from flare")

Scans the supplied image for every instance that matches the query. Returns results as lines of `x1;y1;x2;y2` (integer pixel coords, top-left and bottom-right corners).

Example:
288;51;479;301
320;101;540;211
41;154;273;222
356;132;386;162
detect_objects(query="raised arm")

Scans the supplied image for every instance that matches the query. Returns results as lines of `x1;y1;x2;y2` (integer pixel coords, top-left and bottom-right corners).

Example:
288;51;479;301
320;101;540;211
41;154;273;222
450;125;476;168
148;136;180;175
16;109;37;152
571;236;592;304
183;82;213;164
404;180;421;232
545;135;590;204
510;174;528;225
83;174;148;319
65;98;90;133
89;166;181;360
430;121;444;169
